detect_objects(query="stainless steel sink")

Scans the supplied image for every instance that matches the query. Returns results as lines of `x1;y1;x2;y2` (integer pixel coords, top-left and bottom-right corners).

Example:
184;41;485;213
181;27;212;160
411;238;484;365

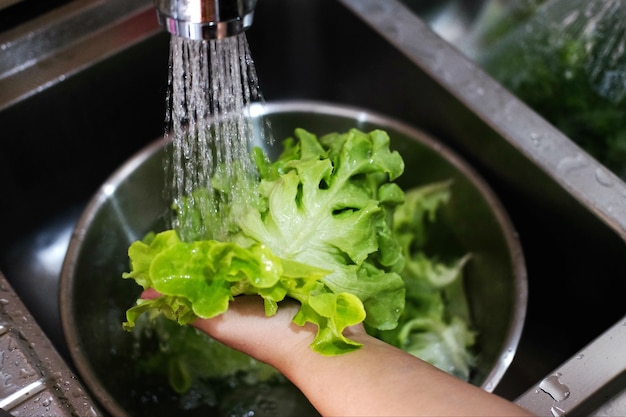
1;0;626;414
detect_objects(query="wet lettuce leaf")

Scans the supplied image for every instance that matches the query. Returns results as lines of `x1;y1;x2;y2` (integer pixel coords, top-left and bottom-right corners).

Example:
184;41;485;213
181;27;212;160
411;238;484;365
123;128;406;356
368;181;476;380
122;128;476;394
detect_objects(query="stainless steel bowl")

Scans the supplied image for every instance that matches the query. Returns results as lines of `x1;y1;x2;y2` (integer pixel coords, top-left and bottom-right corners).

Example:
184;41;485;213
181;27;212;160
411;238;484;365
60;100;527;417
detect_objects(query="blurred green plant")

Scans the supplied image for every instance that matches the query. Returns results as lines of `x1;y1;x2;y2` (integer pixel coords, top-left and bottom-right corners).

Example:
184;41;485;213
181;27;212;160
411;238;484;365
469;0;626;178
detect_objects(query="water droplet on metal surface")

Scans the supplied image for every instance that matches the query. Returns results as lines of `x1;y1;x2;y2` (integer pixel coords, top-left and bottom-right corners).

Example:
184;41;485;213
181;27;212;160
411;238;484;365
530;132;542;146
19;367;36;378
595;168;614;187
551;405;566;417
539;374;571;401
557;153;588;174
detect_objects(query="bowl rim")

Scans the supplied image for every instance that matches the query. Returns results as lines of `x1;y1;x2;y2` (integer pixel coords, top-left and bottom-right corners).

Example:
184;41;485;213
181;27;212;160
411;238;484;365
60;99;528;415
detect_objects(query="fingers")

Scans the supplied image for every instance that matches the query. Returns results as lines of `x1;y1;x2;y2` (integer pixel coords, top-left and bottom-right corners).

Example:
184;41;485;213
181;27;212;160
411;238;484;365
140;288;161;300
191;295;268;337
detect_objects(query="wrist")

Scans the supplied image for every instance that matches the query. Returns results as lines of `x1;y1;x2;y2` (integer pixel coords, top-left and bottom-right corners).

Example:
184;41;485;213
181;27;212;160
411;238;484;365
269;322;371;378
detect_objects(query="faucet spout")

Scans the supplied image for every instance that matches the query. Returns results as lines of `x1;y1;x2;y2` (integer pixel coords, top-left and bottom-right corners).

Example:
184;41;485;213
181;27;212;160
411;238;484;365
154;0;257;40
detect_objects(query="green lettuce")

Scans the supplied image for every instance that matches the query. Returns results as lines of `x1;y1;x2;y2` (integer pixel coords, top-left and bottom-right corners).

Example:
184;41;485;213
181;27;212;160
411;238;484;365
368;181;476;380
123;128;407;356
123;128;477;396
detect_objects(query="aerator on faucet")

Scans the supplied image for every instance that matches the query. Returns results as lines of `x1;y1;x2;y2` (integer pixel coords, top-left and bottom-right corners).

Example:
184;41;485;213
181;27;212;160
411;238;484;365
154;0;257;40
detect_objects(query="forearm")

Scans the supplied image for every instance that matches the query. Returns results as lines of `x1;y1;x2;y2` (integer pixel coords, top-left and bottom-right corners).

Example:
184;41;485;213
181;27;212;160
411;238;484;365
273;331;534;417
190;296;534;417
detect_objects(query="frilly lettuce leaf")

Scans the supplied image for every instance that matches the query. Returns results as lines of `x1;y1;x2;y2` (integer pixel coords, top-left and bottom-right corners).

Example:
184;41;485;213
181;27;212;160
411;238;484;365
122;127;480;397
123;128;406;356
236;128;406;331
368;181;477;381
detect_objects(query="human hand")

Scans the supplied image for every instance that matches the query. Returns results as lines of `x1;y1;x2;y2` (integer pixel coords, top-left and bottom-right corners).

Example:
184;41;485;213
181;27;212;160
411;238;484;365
140;289;365;369
190;295;317;367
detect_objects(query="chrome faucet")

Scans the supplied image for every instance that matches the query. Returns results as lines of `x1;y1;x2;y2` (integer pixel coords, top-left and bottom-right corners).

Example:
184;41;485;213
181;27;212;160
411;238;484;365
154;0;257;40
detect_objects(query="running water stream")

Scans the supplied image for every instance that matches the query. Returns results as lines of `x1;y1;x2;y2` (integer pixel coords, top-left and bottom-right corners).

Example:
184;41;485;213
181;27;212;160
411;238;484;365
164;34;269;242
152;33;316;416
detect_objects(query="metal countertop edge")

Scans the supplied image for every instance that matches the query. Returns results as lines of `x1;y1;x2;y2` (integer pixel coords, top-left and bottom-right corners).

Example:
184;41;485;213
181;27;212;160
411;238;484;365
515;314;626;416
0;271;103;416
0;0;160;112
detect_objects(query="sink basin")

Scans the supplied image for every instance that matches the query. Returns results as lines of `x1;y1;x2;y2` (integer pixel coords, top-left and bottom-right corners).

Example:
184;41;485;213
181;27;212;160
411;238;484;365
1;0;626;410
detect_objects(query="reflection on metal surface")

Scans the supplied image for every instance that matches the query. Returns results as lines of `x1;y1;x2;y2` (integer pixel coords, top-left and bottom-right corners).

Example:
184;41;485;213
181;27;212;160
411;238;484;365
154;0;257;40
0;0;158;111
0;379;47;410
